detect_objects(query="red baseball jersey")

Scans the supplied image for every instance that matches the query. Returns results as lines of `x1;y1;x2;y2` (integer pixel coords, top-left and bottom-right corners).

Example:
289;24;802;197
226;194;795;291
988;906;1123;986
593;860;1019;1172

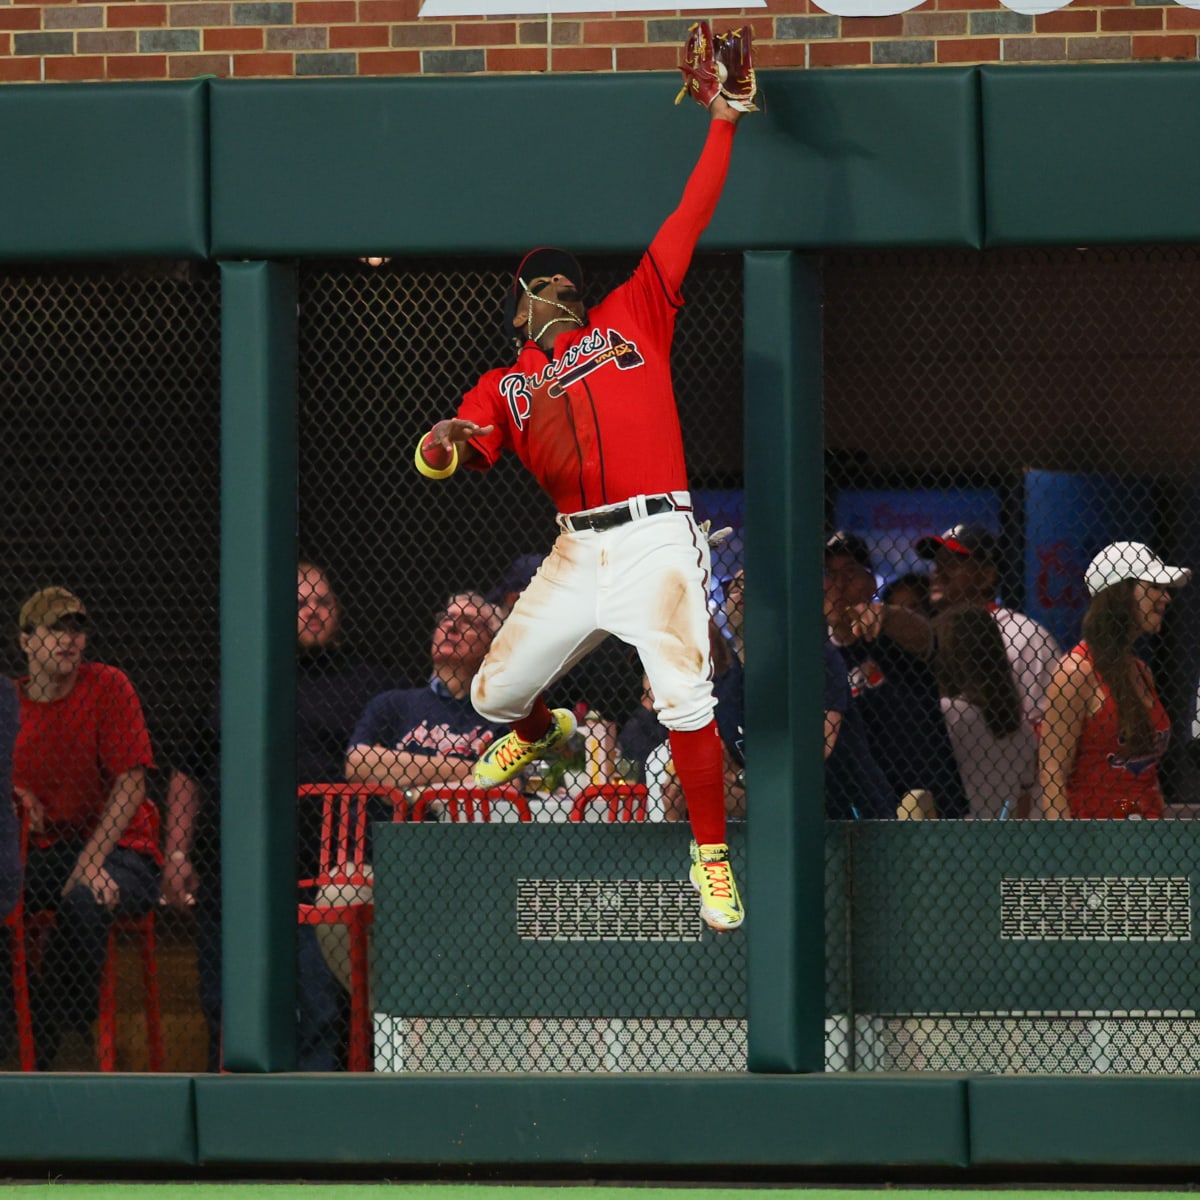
457;119;736;516
14;662;160;860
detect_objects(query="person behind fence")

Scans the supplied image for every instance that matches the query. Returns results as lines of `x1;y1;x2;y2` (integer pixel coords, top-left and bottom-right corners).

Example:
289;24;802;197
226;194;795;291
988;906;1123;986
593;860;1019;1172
935;605;1037;820
917;523;1061;726
411;56;757;932
0;678;22;922
880;572;934;620
329;591;505;989
824;532;968;820
165;561;396;1071
1039;541;1189;820
11;587;160;1070
823;639;896;820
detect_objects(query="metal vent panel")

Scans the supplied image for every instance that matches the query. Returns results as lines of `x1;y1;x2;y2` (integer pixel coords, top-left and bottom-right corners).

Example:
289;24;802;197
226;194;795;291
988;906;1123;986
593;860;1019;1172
517;878;703;942
1001;876;1192;942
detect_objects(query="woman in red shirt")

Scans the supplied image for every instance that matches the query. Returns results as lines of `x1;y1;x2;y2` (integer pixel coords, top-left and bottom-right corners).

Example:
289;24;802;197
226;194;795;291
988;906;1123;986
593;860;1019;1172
1040;541;1190;819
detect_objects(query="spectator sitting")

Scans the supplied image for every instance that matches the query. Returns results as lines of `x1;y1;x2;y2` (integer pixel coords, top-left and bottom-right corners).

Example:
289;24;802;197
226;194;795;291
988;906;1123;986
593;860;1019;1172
1040;541;1188;820
935;605;1037;819
164;560;398;1071
12;587;159;1070
917;523;1061;726
824;531;968;820
330;592;506;988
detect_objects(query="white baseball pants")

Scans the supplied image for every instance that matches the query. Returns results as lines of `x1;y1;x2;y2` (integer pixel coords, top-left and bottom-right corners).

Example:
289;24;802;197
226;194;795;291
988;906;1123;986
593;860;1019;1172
472;501;716;733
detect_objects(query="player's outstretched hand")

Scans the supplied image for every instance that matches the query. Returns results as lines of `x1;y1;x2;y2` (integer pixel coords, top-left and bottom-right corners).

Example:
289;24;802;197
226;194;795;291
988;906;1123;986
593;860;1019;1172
430;417;494;451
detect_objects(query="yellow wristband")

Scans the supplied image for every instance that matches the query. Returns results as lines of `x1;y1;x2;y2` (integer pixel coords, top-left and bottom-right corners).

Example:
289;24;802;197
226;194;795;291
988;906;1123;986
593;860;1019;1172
414;434;459;480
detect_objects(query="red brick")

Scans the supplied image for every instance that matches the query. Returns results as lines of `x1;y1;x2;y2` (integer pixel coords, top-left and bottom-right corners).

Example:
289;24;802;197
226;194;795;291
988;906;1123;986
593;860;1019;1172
296;1;355;23
1036;10;1096;33
935;0;997;12
906;11;967;36
1102;9;1163;31
170;3;230;26
548;45;612;72
485;45;547;72
844;14;904;35
233;50;293;74
0;57;40;79
107;4;167;26
1168;6;1200;31
0;9;41;31
767;0;812;12
168;51;231;75
753;40;809;67
615;45;677;70
205;25;261;49
937;36;999;62
0;32;9;54
45;54;105;79
391;22;450;46
329;22;386;46
1133;32;1197;58
106;53;168;77
358;0;416;19
582;19;644;44
456;20;515;46
357;47;419;73
810;39;871;66
1067;33;1131;57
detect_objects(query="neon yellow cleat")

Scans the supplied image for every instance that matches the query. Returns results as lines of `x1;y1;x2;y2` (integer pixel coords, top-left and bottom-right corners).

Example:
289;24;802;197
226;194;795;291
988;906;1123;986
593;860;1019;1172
474;708;577;786
689;841;744;932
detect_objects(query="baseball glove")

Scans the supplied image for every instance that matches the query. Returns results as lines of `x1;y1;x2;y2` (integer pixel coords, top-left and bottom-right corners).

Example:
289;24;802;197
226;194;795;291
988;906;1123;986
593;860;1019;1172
675;21;760;114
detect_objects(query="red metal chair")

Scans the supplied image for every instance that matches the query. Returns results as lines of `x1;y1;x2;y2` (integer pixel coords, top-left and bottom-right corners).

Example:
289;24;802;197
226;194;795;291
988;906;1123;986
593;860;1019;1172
410;784;531;823
296;782;407;1073
23;908;163;1072
5;801;34;1071
569;782;649;823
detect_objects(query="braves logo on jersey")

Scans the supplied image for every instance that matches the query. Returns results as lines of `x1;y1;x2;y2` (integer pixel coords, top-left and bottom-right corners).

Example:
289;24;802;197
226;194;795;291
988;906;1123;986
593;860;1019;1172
499;327;646;431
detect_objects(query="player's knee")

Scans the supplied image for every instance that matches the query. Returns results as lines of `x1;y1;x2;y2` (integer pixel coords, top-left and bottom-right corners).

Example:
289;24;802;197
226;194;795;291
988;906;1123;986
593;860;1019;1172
471;665;528;725
656;687;716;733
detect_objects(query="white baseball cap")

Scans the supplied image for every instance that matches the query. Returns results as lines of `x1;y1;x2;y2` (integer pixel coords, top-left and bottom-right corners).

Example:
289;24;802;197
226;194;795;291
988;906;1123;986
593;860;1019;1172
1084;541;1191;597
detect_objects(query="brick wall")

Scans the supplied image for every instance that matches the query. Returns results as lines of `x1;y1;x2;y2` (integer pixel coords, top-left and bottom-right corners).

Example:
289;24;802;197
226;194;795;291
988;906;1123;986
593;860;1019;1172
0;0;1197;83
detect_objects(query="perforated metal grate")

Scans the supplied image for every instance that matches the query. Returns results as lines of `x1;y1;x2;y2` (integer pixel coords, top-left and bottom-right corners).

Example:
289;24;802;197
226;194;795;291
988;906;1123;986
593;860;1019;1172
1000;877;1191;942
517;878;703;943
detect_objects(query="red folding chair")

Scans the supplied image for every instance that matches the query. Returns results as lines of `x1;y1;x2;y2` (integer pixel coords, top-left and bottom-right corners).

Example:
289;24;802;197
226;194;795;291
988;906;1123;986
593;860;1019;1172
410;784;531;823
569;782;649;823
296;782;407;1072
5;800;34;1071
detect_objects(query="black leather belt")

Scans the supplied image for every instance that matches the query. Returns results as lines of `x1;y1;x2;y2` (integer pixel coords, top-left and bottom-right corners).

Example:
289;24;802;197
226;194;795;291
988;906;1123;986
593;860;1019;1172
560;495;677;533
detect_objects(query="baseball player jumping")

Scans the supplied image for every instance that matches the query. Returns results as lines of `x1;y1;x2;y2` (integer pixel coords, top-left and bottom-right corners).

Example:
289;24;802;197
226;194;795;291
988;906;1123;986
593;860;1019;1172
414;24;758;932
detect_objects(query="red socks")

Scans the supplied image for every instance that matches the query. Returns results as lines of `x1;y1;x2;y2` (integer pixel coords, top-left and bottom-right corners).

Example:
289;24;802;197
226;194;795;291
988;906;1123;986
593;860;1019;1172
669;720;726;846
514;698;552;744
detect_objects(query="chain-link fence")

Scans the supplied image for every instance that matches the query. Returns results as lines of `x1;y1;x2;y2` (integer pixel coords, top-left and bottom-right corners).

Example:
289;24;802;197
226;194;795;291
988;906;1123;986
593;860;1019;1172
4;245;1198;1077
0;261;221;1071
823;245;1200;1073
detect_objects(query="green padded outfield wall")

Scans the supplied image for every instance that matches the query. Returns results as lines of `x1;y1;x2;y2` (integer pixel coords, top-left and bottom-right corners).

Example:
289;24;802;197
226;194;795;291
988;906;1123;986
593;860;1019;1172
207;69;982;257
982;63;1200;246
0;81;208;261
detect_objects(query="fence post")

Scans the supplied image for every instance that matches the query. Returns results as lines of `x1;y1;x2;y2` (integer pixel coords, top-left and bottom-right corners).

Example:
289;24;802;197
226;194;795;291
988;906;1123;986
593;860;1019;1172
219;260;298;1072
744;251;827;1073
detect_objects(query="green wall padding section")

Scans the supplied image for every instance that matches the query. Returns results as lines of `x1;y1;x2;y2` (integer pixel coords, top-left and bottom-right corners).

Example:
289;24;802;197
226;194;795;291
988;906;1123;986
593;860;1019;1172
208;70;981;257
0;1076;196;1163
193;1075;969;1166
0;81;208;261
982;63;1200;246
969;1076;1200;1165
